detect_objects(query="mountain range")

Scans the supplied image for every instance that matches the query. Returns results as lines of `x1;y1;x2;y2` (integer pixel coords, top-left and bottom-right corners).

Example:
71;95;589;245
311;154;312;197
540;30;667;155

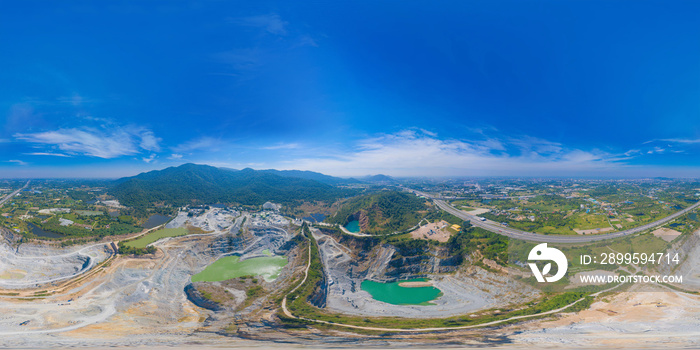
110;163;355;207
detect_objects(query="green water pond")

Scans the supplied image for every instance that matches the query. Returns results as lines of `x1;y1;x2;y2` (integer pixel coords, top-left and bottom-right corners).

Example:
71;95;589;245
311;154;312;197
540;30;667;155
123;227;188;248
361;278;442;305
192;255;288;282
345;220;360;233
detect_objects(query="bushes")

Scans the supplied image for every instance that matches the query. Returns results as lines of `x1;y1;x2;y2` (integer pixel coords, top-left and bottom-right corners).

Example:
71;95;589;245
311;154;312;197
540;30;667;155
287;224;325;313
29;217;140;238
446;226;509;265
391;239;429;257
246;285;264;298
117;241;156;255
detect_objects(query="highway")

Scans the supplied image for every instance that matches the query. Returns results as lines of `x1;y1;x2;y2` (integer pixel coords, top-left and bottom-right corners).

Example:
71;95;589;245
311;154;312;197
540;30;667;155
410;188;700;243
0;181;30;207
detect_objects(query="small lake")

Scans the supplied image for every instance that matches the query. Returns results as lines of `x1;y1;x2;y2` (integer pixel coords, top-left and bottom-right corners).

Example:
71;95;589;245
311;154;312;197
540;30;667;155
27;222;64;239
303;213;327;223
310;213;327;222
141;214;171;229
192;255;288;282
361;278;442;305
345;220;360;233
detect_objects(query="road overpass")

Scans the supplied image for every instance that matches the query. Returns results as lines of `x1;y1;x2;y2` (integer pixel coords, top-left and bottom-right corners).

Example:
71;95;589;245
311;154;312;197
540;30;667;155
409;188;700;243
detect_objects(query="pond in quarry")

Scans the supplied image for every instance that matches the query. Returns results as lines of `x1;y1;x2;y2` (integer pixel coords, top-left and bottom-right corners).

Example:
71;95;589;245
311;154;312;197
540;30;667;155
192;255;288;282
345;220;360;233
141;214;172;229
361;278;443;305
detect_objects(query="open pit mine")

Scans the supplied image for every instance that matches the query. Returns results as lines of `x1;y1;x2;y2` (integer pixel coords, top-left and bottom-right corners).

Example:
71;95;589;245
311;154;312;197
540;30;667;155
0;204;699;349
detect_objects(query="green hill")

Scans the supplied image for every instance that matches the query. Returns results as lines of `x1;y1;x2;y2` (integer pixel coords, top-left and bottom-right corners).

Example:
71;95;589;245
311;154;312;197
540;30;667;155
259;169;361;185
110;163;350;207
327;190;430;235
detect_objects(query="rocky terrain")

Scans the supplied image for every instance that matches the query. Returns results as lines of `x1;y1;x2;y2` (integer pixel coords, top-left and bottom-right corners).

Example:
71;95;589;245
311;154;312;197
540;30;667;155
0;208;698;349
0;208;306;347
312;228;539;318
0;229;112;289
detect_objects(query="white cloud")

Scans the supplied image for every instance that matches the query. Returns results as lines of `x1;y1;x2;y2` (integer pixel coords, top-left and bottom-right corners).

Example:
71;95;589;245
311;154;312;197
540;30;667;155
7;160;28;166
647;146;665;154
645;138;700;144
14;126;161;159
24;152;71;157
138;130;162;152
274;130;627;177
168;153;183;160
142;154;157;163
261;143;300;150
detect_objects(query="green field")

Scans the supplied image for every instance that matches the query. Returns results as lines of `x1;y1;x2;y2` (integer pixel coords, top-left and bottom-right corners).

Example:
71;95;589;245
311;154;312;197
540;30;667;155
122;228;188;248
192;255;288;282
570;213;612;230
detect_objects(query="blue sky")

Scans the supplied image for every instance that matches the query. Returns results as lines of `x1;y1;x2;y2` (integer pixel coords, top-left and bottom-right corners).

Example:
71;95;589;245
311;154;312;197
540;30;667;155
1;0;700;178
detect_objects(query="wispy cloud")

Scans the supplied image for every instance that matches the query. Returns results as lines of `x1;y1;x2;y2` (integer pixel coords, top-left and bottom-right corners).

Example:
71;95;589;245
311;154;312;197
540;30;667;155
138;130;161;152
647;146;666;154
261;142;300;150
229;14;288;35
654;138;700;144
214;48;261;71
24;152;71;157
294;35;318;48
56;93;97;107
142;154;157;163
644;138;700;145
172;137;222;153
168;153;183;160
639;137;700;156
275;130;628;177
14;125;161;159
7;160;28;166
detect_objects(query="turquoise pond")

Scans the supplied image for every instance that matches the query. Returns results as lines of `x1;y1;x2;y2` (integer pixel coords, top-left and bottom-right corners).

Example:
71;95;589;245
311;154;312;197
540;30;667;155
345;220;360;233
360;278;442;305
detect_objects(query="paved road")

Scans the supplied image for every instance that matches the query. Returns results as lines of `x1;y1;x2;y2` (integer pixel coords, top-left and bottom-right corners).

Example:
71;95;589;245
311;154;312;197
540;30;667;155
0;180;29;207
410;189;700;243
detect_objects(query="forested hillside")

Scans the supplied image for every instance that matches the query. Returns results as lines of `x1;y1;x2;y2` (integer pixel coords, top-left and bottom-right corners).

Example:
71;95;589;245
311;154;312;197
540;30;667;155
110;163;351;207
326;190;430;235
259;169;361;185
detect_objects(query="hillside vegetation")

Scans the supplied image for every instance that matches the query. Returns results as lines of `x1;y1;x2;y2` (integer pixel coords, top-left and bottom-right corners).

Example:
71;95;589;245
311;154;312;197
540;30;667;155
326;190;430;235
110;163;351;207
259;169;361;185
